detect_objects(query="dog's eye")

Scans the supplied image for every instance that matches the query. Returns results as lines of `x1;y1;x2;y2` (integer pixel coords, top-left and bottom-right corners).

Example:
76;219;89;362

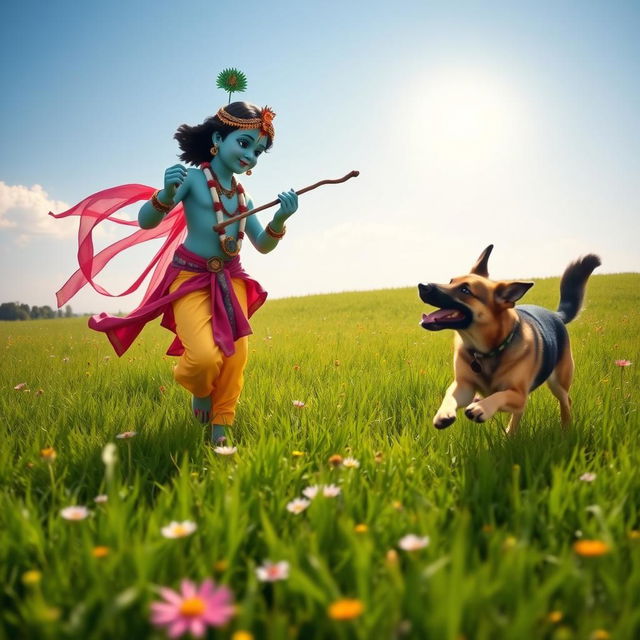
459;285;472;295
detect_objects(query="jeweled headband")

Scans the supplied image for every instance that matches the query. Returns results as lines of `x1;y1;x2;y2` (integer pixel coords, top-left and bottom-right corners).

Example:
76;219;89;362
216;106;276;141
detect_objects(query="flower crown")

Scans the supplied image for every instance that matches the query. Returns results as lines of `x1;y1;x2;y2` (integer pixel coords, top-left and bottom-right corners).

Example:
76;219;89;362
216;106;276;141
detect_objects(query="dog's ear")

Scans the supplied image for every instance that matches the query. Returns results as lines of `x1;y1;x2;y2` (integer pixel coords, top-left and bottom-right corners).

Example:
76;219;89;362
494;281;534;308
469;245;494;277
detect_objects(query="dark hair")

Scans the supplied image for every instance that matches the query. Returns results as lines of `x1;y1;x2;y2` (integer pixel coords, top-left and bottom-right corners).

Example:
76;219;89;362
174;101;274;165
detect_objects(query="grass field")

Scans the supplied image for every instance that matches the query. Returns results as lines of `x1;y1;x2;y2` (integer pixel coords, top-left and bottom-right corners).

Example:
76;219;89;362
1;272;639;640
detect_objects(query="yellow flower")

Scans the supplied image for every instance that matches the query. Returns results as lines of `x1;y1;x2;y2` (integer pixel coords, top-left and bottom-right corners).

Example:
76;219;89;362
327;598;364;620
39;447;57;462
92;546;110;558
232;632;254;640
22;570;42;586
354;524;368;534
385;549;399;566
547;611;563;623
590;630;611;640
628;530;640;540
573;539;611;557
213;559;229;573
291;450;305;457
328;454;343;467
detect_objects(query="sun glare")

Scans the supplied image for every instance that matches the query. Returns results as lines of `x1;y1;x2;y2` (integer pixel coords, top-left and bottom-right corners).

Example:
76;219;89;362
417;70;525;162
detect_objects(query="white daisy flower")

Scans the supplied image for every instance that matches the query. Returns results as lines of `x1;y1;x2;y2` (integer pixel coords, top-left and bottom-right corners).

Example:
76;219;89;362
256;560;290;582
302;485;320;499
286;498;311;514
398;534;430;551
60;506;90;521
323;484;341;498
161;520;197;539
213;446;237;455
342;457;360;469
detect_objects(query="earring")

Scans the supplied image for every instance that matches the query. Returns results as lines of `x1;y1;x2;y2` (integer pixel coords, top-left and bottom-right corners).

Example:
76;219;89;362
210;144;218;157
246;169;252;176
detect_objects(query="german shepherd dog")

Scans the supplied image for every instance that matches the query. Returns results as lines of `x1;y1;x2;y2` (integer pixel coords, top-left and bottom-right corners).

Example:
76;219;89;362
418;245;600;434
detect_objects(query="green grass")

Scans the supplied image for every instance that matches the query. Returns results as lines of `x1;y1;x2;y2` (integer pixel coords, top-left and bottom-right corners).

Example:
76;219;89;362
1;273;639;640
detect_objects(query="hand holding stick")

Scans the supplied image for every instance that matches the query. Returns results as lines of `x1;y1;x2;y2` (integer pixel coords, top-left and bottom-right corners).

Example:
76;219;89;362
213;170;359;233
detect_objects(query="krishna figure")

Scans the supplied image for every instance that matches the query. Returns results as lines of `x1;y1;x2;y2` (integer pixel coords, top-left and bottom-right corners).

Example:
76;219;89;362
52;71;298;444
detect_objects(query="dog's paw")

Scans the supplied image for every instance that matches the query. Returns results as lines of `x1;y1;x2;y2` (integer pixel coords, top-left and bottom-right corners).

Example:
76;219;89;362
464;402;486;423
433;412;456;430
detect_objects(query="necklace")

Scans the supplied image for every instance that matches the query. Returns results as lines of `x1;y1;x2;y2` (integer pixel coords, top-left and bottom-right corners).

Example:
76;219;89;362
212;172;237;198
201;163;247;257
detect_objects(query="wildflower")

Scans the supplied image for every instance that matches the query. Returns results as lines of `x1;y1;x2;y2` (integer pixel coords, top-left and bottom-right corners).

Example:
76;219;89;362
232;632;254;640
22;570;42;586
302;485;320;499
291;450;305;457
213;559;228;573
293;364;300;371
13;382;28;390
161;521;198;539
92;546;110;558
590;631;611;640
342;457;360;469
398;534;430;551
35;389;44;396
328;454;343;467
391;500;403;511
62;357;70;362
374;451;384;464
159;385;166;393
327;598;364;620
323;484;341;498
547;611;563;623
573;539;611;557
255;560;290;582
354;524;368;534
60;506;90;521
213;446;237;455
334;360;340;366
614;359;632;367
116;430;137;439
286;498;310;514
502;536;517;551
628;530;640;540
292;400;305;408
150;578;235;637
94;493;109;503
579;472;597;483
39;447;57;462
385;549;399;566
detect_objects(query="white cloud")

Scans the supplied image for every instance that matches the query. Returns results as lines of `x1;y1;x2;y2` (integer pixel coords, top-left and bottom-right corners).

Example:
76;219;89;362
0;181;73;242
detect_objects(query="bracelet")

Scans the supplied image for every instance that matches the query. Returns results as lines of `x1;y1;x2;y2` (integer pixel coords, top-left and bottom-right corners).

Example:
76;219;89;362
151;190;173;214
266;223;286;239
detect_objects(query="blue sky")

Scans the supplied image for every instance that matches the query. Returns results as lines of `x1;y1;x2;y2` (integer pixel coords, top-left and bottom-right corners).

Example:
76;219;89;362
1;0;638;313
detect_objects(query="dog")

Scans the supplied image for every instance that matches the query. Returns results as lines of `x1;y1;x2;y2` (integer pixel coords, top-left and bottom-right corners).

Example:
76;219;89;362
418;245;600;434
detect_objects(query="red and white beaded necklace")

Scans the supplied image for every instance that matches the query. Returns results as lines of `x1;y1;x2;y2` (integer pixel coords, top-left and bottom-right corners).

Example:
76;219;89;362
201;163;248;257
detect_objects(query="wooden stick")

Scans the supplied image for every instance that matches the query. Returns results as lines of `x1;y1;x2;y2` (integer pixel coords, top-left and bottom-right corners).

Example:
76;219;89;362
213;170;360;233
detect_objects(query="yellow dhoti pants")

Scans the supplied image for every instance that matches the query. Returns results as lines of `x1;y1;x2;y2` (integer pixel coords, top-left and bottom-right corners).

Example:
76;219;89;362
170;271;248;425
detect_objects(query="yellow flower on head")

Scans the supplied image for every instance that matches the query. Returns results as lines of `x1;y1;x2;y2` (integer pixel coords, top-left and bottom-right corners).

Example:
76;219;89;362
328;598;364;620
573;539;611;557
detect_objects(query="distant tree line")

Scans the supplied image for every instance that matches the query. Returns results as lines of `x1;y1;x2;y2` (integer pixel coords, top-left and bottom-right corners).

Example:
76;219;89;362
0;303;74;320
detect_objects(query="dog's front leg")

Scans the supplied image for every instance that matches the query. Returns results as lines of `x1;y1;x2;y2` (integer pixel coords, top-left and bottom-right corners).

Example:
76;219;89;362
464;389;527;424
434;381;475;429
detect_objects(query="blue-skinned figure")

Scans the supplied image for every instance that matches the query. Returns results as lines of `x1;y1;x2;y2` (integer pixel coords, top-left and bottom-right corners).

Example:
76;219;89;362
137;103;298;443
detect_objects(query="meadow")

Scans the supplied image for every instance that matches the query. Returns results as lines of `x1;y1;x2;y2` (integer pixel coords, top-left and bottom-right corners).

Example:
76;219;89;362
1;272;639;640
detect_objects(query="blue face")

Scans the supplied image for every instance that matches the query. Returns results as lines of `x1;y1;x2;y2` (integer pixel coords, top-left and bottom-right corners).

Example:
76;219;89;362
213;128;268;175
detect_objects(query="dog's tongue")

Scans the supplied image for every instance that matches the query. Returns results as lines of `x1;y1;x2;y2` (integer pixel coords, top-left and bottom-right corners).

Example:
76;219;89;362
422;309;463;324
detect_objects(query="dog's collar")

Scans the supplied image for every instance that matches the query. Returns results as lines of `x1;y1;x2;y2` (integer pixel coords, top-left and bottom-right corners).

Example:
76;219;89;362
469;321;520;373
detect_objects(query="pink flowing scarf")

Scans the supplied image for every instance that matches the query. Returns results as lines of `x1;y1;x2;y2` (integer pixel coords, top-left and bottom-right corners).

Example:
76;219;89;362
49;184;187;306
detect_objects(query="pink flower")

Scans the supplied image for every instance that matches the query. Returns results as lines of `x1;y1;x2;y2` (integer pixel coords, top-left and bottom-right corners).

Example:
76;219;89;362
150;579;235;638
255;560;290;582
116;431;137;439
292;400;305;409
615;359;632;367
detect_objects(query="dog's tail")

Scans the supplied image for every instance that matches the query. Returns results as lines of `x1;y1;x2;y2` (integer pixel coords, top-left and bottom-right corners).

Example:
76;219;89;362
556;254;601;324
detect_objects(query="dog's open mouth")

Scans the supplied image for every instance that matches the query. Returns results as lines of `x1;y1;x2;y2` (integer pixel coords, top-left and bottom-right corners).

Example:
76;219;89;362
418;283;473;331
